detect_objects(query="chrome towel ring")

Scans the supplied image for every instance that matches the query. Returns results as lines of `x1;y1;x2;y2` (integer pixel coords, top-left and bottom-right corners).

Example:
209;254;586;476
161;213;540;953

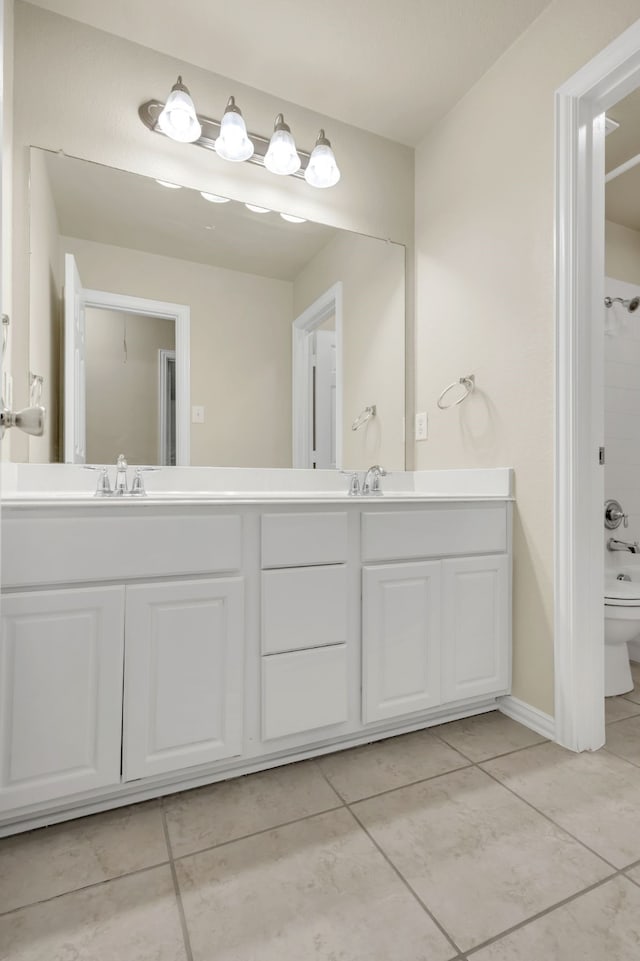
437;375;475;410
351;405;376;431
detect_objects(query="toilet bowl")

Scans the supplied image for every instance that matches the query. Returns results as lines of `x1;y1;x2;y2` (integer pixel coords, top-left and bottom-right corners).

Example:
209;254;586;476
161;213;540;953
604;576;639;696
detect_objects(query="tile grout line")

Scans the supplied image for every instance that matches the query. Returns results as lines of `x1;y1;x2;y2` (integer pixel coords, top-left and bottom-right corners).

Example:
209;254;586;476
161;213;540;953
345;802;464;959
170;803;346;863
428;729;547;765
314;762;464;959
0;859;172;920
160;803;195;961
600;745;640;770
477;762;621;872
463;873;631;957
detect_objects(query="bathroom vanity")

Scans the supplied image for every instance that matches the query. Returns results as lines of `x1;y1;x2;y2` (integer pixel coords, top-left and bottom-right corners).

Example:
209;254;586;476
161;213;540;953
0;469;513;835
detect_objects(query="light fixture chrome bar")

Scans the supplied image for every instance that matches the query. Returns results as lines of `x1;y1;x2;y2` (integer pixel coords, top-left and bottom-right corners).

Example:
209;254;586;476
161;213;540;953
139;100;312;180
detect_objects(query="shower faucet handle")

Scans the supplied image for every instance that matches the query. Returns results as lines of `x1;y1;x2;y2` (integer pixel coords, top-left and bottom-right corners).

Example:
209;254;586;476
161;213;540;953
605;499;629;529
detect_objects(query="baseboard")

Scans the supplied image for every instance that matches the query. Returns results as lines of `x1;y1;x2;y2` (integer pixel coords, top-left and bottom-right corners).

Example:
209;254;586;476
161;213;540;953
497;695;556;740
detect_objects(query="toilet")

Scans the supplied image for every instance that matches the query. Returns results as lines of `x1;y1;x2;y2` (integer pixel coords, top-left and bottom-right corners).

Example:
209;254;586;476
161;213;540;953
604;575;638;696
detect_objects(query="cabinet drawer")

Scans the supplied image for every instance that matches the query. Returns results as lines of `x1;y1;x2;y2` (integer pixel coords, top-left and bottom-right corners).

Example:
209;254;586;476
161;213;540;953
262;646;348;740
361;506;507;562
2;512;242;587
261;512;348;568
262;566;348;654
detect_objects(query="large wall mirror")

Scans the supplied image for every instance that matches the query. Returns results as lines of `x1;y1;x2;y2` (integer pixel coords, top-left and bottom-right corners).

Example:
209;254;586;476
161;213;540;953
28;147;405;470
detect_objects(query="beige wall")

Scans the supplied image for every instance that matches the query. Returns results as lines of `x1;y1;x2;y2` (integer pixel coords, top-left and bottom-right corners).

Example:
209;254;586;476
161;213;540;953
62;237;293;467
605;220;640;285
28;148;61;462
11;1;414;462
294;232;405;470
85;308;174;465
415;0;640;716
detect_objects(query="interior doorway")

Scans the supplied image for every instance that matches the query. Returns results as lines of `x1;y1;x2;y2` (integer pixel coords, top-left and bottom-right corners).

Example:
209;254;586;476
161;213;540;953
555;20;640;751
292;282;343;469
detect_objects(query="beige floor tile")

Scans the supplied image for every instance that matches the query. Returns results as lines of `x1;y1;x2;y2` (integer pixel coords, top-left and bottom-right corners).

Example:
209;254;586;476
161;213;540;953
626;864;640;886
483;741;640;868
430;711;546;762
623;661;640;704
164;760;341;858
606;696;640;724
0;801;168;914
352;766;610;952
472;876;640;961
0;865;186;961
605;715;640;767
176;807;455;961
316;729;469;802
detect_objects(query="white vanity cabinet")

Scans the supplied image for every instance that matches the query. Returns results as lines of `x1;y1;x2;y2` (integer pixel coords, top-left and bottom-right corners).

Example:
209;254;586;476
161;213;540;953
361;506;510;725
0;493;513;835
123;577;244;780
0;587;125;812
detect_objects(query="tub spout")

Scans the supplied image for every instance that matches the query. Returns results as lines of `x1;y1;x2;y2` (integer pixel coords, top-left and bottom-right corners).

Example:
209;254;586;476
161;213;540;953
607;537;640;553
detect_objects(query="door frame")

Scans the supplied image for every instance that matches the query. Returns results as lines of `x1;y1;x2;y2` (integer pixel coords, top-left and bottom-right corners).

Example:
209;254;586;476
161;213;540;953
157;348;176;466
80;289;190;466
292;282;343;469
555;19;640;751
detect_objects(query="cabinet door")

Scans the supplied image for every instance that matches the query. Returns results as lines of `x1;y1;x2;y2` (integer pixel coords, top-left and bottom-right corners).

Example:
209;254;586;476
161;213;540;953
123;578;244;780
363;562;441;723
441;555;510;703
0;587;124;813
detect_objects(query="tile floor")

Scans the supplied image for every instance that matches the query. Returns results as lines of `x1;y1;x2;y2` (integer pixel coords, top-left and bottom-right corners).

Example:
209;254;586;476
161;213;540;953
3;678;640;959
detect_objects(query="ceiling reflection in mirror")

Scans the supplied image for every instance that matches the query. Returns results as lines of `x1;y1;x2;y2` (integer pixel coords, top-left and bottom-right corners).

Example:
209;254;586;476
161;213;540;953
28;148;405;470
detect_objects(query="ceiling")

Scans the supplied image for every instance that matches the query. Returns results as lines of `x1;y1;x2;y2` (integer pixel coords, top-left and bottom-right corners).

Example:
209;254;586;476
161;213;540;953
606;89;640;232
26;0;552;146
42;150;342;281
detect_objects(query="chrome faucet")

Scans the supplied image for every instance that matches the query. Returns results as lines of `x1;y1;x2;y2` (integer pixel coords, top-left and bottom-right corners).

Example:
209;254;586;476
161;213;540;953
114;454;129;495
341;471;361;495
607;537;640;553
362;464;388;496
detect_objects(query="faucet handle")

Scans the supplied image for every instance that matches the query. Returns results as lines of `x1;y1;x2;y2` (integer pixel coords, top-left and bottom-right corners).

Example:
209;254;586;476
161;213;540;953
341;470;361;496
84;465;112;496
129;466;160;496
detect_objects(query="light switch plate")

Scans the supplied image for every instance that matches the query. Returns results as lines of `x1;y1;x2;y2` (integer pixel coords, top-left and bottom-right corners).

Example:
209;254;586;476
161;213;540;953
192;405;205;424
415;412;428;441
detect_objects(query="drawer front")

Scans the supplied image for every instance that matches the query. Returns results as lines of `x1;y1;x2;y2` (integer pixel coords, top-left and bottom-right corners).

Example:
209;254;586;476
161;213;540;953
2;512;242;587
262;565;348;655
361;506;507;562
262;645;348;740
261;512;348;569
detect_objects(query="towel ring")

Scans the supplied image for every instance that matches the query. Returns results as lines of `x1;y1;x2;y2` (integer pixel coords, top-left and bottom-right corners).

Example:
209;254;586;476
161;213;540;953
437;375;475;410
351;405;376;431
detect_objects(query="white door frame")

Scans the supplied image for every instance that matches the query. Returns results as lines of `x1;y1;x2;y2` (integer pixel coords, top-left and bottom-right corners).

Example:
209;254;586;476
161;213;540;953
157;348;176;466
292;282;343;469
555;19;640;751
81;289;190;466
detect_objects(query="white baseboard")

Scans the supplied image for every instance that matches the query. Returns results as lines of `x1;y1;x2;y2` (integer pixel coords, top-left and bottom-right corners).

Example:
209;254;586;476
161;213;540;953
497;695;556;740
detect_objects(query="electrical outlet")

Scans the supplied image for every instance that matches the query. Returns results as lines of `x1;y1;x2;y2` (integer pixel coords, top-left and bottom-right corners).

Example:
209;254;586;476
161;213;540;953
191;405;205;424
415;412;428;441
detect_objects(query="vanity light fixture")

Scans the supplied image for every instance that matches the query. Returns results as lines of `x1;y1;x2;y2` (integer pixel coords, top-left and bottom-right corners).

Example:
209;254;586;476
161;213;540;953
214;97;254;163
157;76;202;143
155;180;182;189
264;114;301;176
304;130;341;188
245;203;271;213
200;191;231;203
140;84;341;188
280;213;306;223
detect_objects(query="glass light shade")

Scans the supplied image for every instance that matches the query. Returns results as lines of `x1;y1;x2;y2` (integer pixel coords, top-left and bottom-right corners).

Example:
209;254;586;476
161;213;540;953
304;130;341;188
214;97;254;162
200;192;231;203
280;213;306;223
155;180;182;189
157;77;202;143
264;115;301;176
245;203;271;213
